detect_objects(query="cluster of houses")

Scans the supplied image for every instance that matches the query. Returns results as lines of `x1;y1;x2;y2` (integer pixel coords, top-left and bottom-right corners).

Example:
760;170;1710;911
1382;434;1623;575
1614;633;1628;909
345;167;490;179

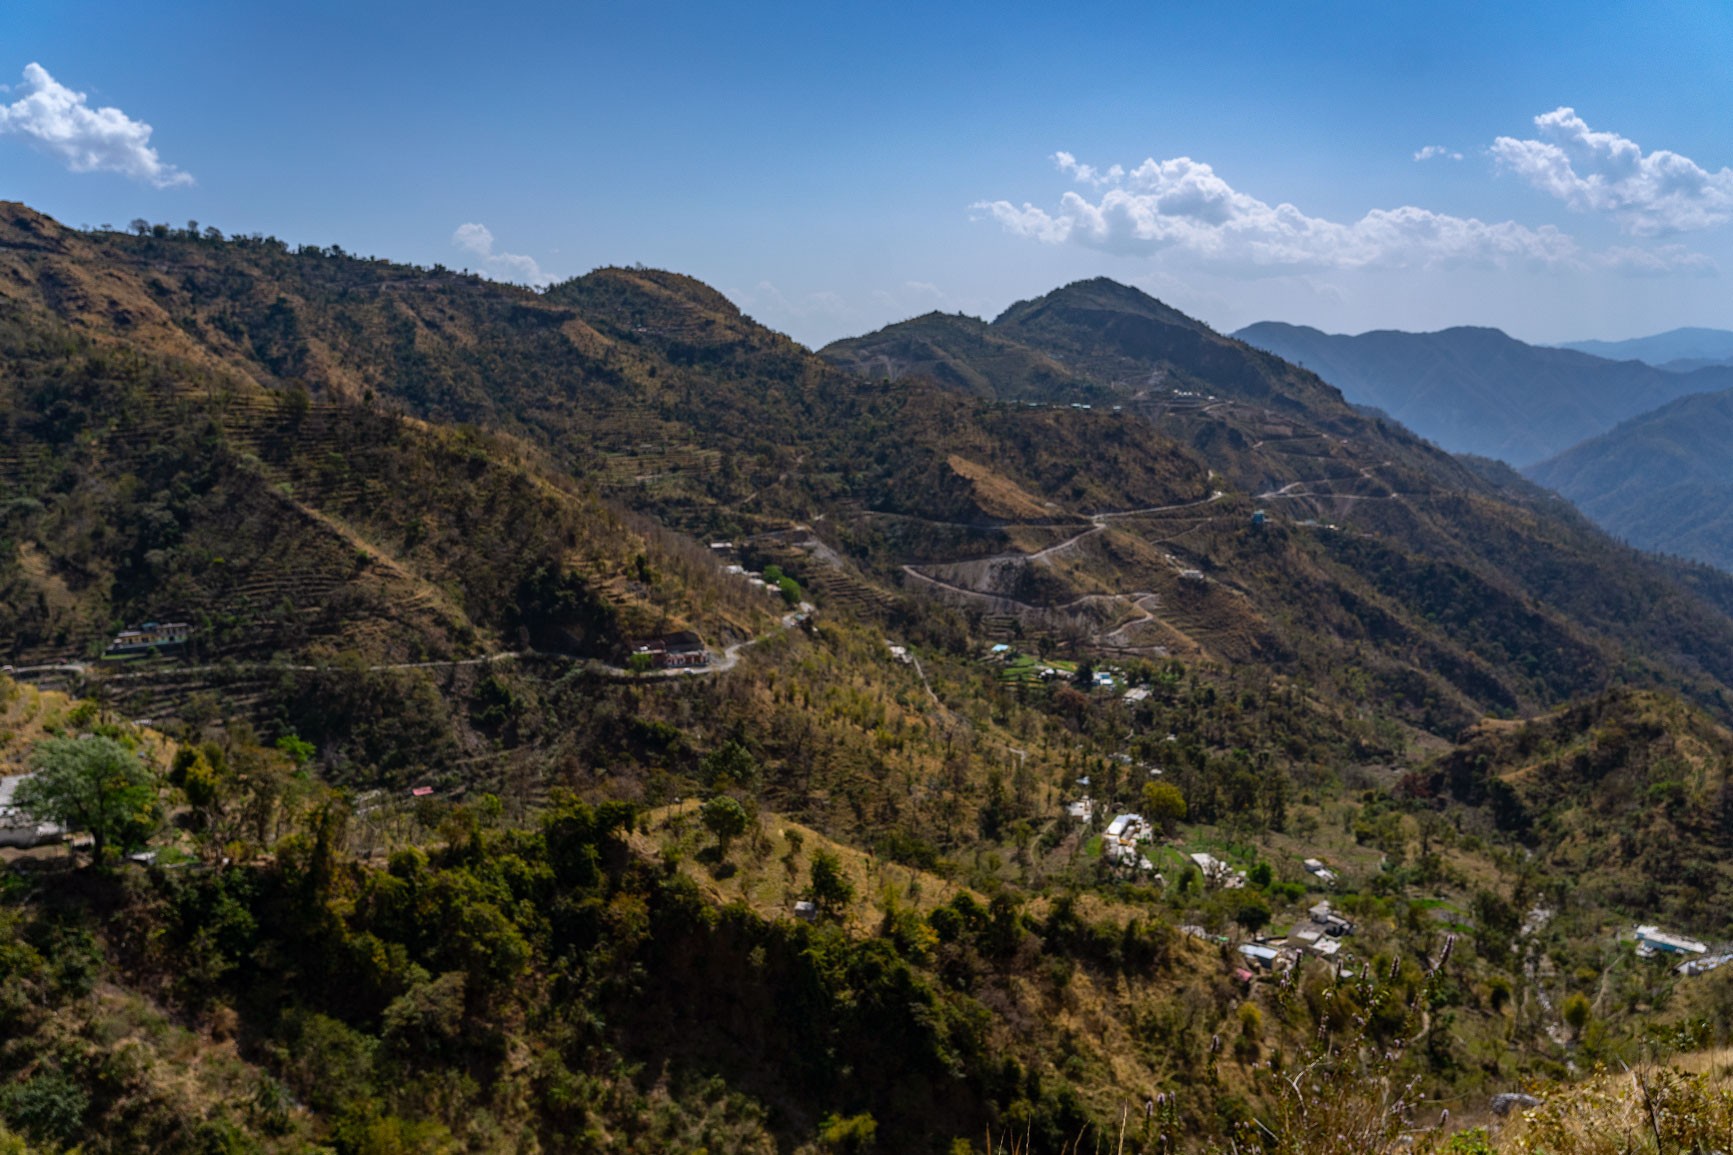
1103;812;1158;874
713;545;794;601
1236;901;1358;974
985;645;1123;689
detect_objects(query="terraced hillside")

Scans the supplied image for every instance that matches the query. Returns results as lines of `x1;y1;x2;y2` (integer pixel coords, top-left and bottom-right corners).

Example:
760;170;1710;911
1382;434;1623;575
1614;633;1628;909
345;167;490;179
12;205;1733;740
0;289;776;708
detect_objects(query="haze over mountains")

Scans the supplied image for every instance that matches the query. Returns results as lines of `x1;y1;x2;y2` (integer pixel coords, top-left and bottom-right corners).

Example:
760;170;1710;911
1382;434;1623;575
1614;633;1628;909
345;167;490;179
1232;321;1733;466
1530;388;1733;572
1228;318;1733;576
1558;326;1733;372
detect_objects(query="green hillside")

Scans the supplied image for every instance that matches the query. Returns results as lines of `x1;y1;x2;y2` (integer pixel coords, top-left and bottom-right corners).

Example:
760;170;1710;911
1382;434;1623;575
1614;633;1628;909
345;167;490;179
1527;386;1733;573
10;205;1733;1153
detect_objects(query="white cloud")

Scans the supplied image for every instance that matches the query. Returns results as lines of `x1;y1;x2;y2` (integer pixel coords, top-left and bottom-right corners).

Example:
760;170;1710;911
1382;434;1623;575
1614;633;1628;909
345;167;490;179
1053;150;1124;187
1413;145;1462;162
451;222;552;287
976;153;1577;272
1492;107;1733;235
0;63;191;187
1591;244;1717;276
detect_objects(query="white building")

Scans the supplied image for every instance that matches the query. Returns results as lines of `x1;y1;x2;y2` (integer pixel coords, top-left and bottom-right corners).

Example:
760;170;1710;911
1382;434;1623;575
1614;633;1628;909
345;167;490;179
1636;925;1707;957
1105;813;1146;842
1189;852;1246;889
0;774;65;849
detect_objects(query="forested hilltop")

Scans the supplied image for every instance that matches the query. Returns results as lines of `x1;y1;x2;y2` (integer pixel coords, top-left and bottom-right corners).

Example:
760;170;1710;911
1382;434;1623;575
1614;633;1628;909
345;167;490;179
4;204;1733;1154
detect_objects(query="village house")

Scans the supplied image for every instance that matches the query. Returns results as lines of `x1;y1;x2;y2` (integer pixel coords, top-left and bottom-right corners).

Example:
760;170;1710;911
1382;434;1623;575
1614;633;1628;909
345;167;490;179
1102;812;1157;872
1307;901;1354;936
1635;925;1707;958
1189;852;1247;889
1104;813;1147;843
0;774;64;850
106;621;191;656
633;631;709;669
1677;952;1733;977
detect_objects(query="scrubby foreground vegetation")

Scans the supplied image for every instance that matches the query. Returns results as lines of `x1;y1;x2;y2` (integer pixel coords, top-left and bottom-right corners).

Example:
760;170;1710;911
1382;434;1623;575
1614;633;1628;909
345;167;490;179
5;205;1733;1152
5;682;1733;1155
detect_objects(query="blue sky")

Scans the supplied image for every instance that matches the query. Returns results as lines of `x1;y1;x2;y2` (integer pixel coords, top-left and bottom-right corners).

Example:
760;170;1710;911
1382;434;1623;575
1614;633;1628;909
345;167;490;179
5;1;1732;347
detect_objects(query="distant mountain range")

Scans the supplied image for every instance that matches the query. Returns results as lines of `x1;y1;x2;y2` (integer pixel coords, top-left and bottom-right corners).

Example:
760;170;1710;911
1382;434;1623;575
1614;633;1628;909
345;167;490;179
1528;386;1733;572
1557;327;1733;372
1232;321;1733;466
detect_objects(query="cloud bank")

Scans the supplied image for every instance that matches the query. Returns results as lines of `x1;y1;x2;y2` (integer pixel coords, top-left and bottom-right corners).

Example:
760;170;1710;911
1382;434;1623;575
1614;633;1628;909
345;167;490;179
1492;107;1733;235
451;223;552;286
0;63;191;187
977;153;1577;272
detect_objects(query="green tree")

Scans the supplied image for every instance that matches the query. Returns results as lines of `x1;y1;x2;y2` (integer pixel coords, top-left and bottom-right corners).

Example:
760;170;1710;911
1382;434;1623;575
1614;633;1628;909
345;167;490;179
1562;992;1592;1041
701;795;750;862
700;739;758;789
275;732;315;765
16;736;160;864
1232;894;1272;936
806;849;854;920
1141;780;1187;837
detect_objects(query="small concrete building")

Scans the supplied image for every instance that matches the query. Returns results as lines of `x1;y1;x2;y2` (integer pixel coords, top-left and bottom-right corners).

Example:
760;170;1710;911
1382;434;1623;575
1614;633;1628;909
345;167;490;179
106;621;191;656
1636;925;1707;957
634;631;709;669
0;774;65;849
1105;813;1145;842
1190;852;1247;889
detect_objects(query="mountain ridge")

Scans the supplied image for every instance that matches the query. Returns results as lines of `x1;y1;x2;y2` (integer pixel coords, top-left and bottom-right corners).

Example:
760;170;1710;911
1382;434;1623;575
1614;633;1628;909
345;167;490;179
1527;385;1733;574
1232;319;1733;465
1558;325;1733;368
